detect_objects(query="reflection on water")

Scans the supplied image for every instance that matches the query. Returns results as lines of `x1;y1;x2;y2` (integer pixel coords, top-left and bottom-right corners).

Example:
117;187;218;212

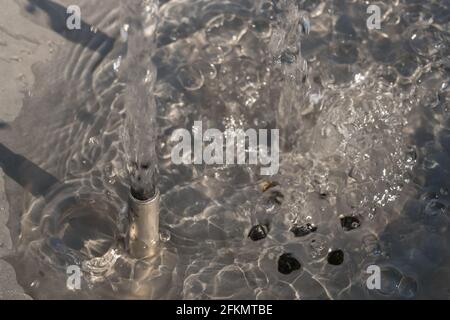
1;0;449;299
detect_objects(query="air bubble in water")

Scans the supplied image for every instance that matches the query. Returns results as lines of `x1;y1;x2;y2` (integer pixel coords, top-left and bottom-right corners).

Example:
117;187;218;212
250;19;272;39
204;45;226;64
177;65;204;91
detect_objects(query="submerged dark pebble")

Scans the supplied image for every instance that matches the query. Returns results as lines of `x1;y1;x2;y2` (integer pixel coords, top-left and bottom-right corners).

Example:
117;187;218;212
278;253;301;275
290;223;317;237
340;215;360;231
266;190;284;205
248;224;269;241
327;249;344;265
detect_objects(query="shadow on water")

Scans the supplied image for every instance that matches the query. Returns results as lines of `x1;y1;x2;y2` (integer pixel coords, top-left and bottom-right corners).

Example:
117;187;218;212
1;0;123;254
0;143;61;198
0;121;10;130
0;0;120;242
0;142;62;248
25;0;116;57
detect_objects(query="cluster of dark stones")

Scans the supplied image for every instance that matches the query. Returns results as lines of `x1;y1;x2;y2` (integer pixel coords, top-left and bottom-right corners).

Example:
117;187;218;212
247;181;360;274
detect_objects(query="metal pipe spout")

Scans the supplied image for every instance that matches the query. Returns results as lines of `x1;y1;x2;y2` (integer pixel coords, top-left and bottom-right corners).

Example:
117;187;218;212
128;188;160;258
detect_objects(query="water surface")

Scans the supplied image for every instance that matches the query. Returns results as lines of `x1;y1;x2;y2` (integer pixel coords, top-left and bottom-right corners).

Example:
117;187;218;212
1;0;449;299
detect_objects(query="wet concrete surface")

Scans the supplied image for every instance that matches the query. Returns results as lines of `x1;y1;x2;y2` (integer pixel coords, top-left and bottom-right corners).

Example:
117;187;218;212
0;0;60;300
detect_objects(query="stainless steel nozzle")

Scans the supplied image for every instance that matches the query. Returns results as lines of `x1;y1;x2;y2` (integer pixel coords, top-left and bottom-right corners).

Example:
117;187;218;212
128;188;160;259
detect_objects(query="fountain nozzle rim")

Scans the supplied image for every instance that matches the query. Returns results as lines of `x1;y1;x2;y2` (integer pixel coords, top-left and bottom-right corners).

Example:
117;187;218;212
129;188;160;205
